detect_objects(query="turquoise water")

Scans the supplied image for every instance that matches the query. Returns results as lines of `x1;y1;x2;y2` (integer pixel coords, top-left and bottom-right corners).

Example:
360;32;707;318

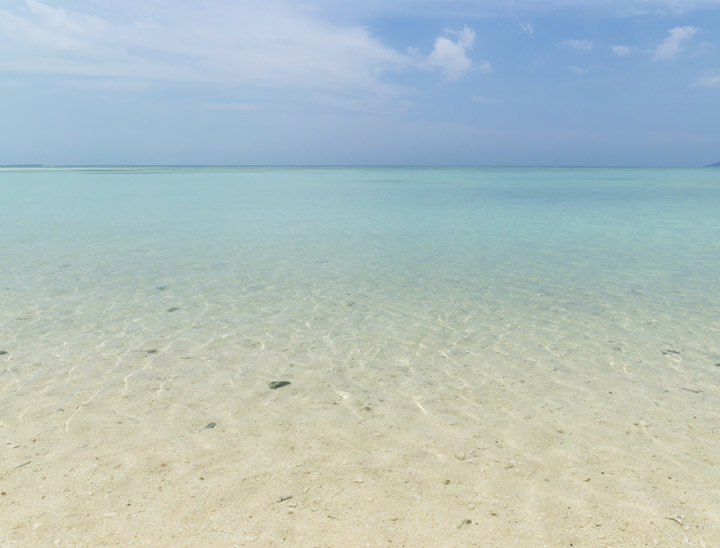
4;166;720;308
3;167;719;359
1;167;720;546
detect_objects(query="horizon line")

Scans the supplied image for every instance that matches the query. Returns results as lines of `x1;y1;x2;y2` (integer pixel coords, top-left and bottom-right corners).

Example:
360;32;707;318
1;163;717;169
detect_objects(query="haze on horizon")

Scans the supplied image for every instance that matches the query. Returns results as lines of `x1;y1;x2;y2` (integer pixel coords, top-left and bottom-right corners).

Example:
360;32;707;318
1;0;719;167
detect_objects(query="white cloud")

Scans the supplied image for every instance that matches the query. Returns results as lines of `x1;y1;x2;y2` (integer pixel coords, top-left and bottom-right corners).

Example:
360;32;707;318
611;45;633;56
446;26;476;49
0;0;411;95
426;26;487;79
564;39;594;51
519;22;534;34
567;65;589;74
693;74;720;86
653;26;699;60
0;1;491;103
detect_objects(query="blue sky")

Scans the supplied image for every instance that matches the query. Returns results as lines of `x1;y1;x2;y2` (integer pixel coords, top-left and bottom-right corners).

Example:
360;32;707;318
1;0;719;166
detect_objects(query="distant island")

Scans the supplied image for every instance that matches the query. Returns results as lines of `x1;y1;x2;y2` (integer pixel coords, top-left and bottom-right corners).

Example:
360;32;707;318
707;161;720;167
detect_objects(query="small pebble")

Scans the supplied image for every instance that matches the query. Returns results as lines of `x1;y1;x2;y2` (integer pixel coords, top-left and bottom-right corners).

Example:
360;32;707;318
157;286;167;291
269;381;291;390
146;349;158;354
457;519;472;528
0;350;7;355
277;495;293;503
167;307;179;312
204;422;216;429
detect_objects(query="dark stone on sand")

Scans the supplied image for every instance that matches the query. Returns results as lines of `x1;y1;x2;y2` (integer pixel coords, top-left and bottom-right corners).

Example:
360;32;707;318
0;351;7;355
146;349;158;354
157;286;167;291
167;307;179;312
204;422;216;429
269;381;291;390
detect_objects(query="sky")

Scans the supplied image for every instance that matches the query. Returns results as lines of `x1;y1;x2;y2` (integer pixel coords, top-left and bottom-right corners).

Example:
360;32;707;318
1;0;719;166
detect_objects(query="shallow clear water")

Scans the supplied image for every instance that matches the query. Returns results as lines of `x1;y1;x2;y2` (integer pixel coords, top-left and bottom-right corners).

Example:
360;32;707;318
1;166;719;546
3;167;719;371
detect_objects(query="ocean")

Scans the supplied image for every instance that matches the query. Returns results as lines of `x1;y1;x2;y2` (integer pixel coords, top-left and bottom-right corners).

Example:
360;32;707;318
1;166;719;546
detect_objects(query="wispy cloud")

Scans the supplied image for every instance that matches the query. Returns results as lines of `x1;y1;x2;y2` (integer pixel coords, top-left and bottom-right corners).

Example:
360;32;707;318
567;65;589;74
564;39;594;51
472;95;501;103
0;0;413;96
519;22;534;34
0;0;491;106
610;45;633;56
58;78;152;91
693;73;720;87
653;26;699;60
426;26;488;79
314;93;416;112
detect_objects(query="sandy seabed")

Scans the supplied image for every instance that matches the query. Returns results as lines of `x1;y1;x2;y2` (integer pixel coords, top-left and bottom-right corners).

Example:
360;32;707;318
1;284;719;548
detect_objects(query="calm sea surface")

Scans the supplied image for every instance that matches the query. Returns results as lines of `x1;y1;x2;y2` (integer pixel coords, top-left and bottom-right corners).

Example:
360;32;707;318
3;167;719;356
1;166;719;546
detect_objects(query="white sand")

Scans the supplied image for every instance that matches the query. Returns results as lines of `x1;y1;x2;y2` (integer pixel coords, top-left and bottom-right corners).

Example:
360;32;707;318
2;292;719;547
